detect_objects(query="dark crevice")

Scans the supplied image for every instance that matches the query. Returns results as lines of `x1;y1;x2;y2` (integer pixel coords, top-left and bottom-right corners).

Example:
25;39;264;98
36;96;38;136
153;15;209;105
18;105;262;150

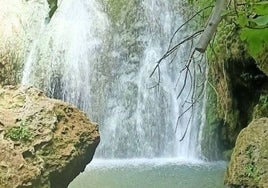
205;57;268;161
226;57;268;131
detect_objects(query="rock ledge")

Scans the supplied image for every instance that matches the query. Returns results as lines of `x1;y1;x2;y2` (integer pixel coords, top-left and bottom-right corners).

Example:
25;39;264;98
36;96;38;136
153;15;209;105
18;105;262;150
0;85;100;188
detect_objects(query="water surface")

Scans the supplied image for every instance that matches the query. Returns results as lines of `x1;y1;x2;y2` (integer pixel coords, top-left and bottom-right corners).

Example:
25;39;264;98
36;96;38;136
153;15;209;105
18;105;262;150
69;159;227;188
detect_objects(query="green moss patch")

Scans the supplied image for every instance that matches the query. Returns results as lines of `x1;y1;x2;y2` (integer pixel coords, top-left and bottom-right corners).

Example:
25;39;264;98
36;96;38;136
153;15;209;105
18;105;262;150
5;125;32;142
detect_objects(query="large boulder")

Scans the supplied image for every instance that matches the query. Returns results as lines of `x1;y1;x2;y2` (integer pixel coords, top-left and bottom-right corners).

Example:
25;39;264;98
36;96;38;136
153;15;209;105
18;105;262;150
225;118;268;188
0;85;100;188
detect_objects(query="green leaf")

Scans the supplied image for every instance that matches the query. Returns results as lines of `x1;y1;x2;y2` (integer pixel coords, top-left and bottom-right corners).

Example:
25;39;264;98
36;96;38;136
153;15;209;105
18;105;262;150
247;38;262;57
252;2;268;15
250;15;268;26
240;28;268;58
237;14;249;27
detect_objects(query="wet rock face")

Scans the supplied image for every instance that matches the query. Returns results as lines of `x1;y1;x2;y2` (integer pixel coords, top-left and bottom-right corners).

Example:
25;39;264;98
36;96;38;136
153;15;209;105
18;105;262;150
225;118;268;188
0;85;100;188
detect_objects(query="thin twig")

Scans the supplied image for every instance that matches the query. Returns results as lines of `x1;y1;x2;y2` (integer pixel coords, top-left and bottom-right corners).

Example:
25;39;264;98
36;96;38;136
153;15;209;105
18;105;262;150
178;112;193;141
176;49;196;99
150;30;203;78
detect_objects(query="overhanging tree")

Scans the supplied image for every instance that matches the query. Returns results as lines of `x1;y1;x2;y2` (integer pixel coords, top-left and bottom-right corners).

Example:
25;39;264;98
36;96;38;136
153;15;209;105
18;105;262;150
150;0;268;139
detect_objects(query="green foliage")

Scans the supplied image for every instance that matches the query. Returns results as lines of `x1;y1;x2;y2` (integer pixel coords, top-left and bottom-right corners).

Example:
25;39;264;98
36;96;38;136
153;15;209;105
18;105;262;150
244;145;261;183
235;1;268;59
245;145;254;158
259;94;268;104
253;94;268;118
245;162;260;182
240;28;268;58
5;123;32;142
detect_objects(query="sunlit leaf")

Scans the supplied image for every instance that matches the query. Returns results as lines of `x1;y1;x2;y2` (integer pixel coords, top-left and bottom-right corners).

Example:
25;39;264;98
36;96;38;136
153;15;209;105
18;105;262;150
237;14;248;27
252;2;268;15
250;15;268;26
240;28;268;58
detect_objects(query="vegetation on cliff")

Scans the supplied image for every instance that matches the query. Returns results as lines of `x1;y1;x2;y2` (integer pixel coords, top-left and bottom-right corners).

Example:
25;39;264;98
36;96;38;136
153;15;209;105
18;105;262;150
191;0;268;186
189;0;268;160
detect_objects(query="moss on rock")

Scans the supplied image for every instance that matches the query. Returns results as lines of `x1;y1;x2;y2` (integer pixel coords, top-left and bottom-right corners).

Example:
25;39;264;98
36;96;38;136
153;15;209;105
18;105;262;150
0;85;100;188
225;118;268;188
202;76;225;160
202;8;268;159
253;94;268;119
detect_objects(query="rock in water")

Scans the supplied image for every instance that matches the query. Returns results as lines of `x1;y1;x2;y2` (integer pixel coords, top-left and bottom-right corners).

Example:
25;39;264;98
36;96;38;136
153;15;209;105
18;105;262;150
0;85;100;188
225;118;268;188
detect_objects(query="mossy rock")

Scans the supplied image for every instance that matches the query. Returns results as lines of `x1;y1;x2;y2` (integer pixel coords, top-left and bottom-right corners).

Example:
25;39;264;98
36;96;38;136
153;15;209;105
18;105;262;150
225;118;268;188
202;81;225;160
253;94;268;119
0;85;100;188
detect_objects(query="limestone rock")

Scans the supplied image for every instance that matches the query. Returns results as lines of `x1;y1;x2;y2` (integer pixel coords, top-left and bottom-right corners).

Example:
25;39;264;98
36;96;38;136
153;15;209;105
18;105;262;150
225;118;268;188
0;85;100;188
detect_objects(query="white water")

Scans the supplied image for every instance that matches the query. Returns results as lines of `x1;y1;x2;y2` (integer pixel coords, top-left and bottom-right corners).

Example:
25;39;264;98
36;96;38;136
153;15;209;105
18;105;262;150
22;0;204;160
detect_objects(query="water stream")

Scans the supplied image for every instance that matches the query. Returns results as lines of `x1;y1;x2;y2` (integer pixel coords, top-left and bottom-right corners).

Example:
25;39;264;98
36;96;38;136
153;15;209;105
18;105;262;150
21;0;225;187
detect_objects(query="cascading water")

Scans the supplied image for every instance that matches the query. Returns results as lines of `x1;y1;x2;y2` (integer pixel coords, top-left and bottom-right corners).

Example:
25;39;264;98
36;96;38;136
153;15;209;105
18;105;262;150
22;0;204;160
22;0;109;113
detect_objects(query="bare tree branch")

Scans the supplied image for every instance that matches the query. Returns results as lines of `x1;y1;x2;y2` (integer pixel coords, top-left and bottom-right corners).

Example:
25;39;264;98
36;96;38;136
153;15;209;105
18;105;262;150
176;49;196;99
150;30;203;78
178;112;193;141
149;1;226;141
168;5;214;50
196;0;227;53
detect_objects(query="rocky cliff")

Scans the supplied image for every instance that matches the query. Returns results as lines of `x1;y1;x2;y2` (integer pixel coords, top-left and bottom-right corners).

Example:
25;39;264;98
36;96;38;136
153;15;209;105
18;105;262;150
0;85;100;188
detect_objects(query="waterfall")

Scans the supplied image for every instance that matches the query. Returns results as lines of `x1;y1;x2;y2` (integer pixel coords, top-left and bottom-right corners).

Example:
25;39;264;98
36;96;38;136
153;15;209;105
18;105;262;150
22;0;204;160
